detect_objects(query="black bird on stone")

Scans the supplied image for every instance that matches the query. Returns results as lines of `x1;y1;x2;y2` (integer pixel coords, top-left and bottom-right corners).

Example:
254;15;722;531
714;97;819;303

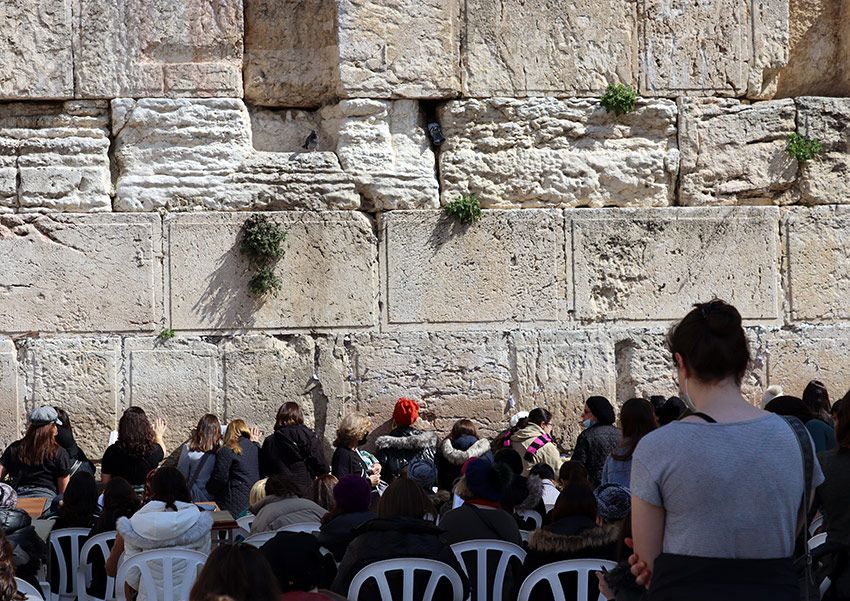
303;130;318;151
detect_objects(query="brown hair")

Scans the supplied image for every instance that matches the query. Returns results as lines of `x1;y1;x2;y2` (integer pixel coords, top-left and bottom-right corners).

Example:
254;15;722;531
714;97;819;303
312;474;338;512
334;413;371;449
377;476;433;519
803;380;831;420
449;419;478;441
612;398;657;461
117;407;157;458
558;460;589;486
0;530;16;601
189;414;222;453
550;481;597;522
189;544;280;601
222;420;250;455
18;422;60;465
668;300;750;385
836;390;850;449
275;402;304;429
265;475;301;499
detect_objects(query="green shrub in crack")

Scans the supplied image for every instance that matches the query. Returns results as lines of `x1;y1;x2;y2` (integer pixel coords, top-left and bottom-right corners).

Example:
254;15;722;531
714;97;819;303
248;267;282;297
241;215;287;298
600;83;638;116
158;328;175;341
444;194;482;225
787;133;822;162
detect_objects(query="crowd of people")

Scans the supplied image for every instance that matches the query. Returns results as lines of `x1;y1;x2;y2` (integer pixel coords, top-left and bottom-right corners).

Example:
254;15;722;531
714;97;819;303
0;300;847;600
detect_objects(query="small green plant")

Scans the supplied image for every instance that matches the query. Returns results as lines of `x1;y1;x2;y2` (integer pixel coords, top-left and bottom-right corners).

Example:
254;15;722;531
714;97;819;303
787;133;822;162
600;83;638;116
241;215;286;298
444;194;482;225
157;328;175;341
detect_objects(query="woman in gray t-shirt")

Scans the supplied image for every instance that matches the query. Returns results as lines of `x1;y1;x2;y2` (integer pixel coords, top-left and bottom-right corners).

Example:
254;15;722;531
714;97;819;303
628;301;822;601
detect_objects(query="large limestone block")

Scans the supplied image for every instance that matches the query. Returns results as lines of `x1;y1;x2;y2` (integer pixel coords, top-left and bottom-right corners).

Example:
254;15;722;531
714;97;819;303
243;0;338;107
336;0;461;98
23;338;120;459
76;0;243;97
167;212;378;332
678;98;798;205
0;339;20;448
438;98;679;208
766;327;850;402
785;206;850;321
511;330;616;450
570;207;781;322
124;338;221;450
0;0;73;98
639;0;789;98
382;210;566;325
797;97;850;204
347;331;511;436
0;213;163;334
112;98;360;211
463;0;636;96
222;335;318;436
0;102;111;212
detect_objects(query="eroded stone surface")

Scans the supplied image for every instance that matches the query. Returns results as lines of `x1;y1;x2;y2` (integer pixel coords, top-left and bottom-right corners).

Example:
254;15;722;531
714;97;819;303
76;0;243;98
463;0;636;96
383;210;566;325
0;102;111;212
23;338;120;459
785;206;850;321
678;98;798;205
766;327;850;403
797;97;850;204
124;338;220;450
438;98;679;208
0;213;162;333
167;212;378;331
0;0;73;98
0;339;20;448
571;207;780;322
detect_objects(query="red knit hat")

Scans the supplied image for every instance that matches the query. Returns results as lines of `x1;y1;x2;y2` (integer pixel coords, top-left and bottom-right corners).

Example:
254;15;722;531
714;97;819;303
392;397;419;427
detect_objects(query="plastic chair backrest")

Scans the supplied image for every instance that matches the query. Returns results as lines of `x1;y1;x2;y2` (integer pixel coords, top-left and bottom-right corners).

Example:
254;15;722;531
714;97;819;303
276;522;322;533
519;530;530;543
809;514;824;537
243;531;276;548
808;532;828;552
235;515;254;533
16;577;45;601
115;549;207;601
517;558;618;601
348;558;465;601
76;531;117;601
515;510;542;529
451;540;526;601
48;527;91;599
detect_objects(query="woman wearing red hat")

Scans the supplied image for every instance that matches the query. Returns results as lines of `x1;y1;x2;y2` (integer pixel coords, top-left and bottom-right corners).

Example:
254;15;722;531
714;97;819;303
374;398;437;484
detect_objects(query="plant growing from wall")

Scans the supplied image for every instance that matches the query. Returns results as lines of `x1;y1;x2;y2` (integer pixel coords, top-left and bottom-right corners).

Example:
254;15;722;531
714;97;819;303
240;215;286;297
787;133;822;162
444;194;482;225
600;83;638;116
157;328;175;341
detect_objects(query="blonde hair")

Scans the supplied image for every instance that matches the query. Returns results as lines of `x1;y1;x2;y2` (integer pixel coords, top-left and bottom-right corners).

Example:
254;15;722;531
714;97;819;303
334;413;371;449
249;478;268;507
223;419;250;455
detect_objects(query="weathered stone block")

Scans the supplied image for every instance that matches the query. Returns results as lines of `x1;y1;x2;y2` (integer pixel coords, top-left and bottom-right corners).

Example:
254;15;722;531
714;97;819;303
167;212;378;331
337;0;460;98
24;338;120;459
222;335;317;436
0;339;20;449
797;97;850;204
76;0;243;97
124;338;220;450
0;213;162;333
639;0;789;98
112;98;361;211
766;327;850;403
382;210;566;325
347;331;511;436
438;98;679;208
570;207;781;322
785;206;850;321
0;0;73;98
0;102;111;212
463;0;636;96
511;330;616;450
678;98;798;205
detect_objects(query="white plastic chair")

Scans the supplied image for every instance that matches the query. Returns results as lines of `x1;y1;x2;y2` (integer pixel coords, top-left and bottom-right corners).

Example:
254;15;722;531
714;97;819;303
243;531;277;548
75;531;117;601
452;540;526;601
16;578;45;600
348;558;465;601
516;509;542;529
276;521;322;533
809;532;828;552
115;549;207;601
519;530;531;544
518;558;618;601
235;515;254;532
809;514;824;537
48;527;91;601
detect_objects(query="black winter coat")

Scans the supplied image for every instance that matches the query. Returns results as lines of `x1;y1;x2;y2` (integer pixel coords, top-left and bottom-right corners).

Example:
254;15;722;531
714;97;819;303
260;424;328;497
572;424;621;488
436;435;492;491
207;435;261;516
332;517;469;601
331;446;368;479
317;511;376;561
374;427;437;484
0;507;46;584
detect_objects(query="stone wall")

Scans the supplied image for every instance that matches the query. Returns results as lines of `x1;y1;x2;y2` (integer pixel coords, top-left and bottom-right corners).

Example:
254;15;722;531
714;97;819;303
0;0;848;457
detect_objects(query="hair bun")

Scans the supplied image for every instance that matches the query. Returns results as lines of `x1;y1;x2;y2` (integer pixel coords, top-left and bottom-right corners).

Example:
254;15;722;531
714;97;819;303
700;301;742;336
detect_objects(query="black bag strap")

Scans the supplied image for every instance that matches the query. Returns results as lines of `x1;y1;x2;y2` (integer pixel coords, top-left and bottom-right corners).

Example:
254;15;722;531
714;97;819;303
783;416;816;599
187;452;213;492
465;503;507;539
689;412;717;423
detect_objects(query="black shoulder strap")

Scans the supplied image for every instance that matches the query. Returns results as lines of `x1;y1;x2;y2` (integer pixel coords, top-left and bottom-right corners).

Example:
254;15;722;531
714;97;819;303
465;503;506;539
689;412;717;423
187;452;213;492
782;416;814;530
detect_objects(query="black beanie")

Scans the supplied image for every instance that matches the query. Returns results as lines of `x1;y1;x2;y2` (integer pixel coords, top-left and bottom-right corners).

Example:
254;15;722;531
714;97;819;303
586;396;616;425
